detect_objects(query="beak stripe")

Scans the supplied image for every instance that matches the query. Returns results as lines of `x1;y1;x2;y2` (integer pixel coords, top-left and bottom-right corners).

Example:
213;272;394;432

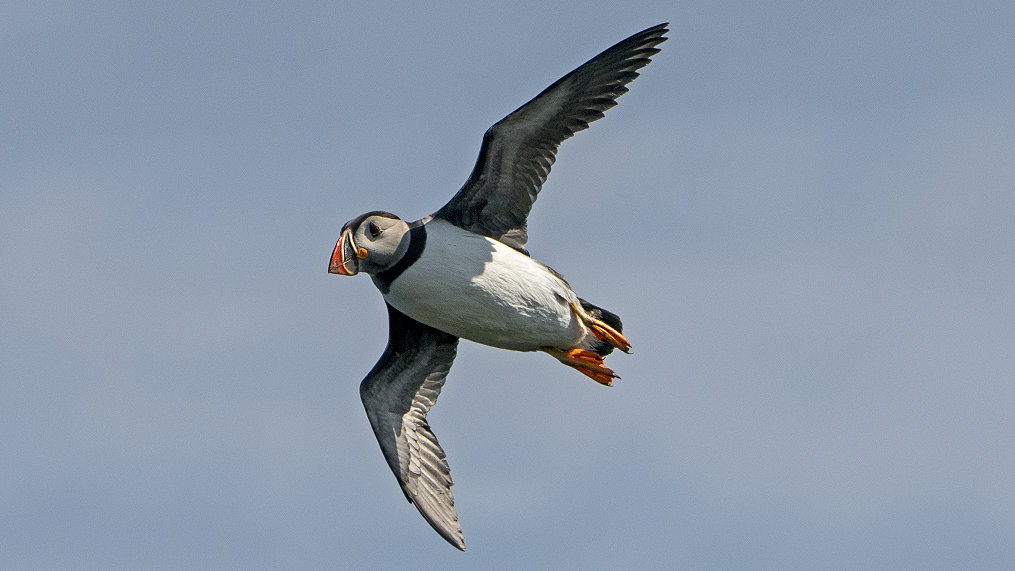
329;230;356;275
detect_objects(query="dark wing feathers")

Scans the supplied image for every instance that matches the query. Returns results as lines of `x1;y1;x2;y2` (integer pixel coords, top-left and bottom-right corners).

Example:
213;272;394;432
355;25;667;550
359;303;465;550
433;23;668;252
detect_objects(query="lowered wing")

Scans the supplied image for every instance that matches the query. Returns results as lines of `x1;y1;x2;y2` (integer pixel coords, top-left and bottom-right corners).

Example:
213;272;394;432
359;303;465;550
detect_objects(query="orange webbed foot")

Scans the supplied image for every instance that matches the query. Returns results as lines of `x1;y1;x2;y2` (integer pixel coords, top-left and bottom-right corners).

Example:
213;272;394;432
543;347;619;386
570;302;631;353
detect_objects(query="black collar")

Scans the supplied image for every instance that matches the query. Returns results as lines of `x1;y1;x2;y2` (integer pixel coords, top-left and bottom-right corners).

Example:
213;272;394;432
373;222;427;293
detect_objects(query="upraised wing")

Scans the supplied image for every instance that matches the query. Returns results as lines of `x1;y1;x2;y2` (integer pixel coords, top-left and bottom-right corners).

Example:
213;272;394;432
433;23;668;253
359;303;465;550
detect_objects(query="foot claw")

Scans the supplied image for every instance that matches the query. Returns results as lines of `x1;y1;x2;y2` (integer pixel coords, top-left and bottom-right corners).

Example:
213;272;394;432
589;321;632;354
543;348;618;386
570;302;631;353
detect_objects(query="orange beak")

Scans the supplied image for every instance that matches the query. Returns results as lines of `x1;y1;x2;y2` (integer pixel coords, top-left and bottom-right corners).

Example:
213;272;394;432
328;231;357;276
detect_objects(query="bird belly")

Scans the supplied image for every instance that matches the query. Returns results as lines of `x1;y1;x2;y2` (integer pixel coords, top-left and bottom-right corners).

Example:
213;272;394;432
383;223;584;351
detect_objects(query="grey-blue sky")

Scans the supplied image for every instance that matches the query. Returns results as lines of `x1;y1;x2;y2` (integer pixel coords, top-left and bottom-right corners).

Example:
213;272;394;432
3;1;1014;568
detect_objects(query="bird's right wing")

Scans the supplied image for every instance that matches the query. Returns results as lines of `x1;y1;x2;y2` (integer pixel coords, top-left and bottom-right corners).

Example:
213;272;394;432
359;302;465;550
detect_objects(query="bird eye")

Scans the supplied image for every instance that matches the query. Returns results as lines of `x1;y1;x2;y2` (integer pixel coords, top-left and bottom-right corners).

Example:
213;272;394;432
368;221;381;238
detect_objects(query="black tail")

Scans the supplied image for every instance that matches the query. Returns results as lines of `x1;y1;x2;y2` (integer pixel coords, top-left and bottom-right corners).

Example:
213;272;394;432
578;298;624;357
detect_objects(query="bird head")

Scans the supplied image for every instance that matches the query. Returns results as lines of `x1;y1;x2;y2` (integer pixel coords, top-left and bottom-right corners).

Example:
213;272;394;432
329;211;410;276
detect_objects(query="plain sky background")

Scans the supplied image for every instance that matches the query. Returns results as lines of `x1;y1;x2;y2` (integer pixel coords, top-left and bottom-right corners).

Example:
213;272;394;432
3;1;1014;569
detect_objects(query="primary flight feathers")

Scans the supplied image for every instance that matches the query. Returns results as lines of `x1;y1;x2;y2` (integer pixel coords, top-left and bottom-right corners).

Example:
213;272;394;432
329;23;666;550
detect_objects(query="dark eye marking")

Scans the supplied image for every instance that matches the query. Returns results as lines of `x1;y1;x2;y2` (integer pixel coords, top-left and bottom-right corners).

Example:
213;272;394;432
368;221;381;238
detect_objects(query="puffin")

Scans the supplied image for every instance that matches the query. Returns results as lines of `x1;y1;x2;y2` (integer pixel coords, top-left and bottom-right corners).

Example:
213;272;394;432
329;23;667;550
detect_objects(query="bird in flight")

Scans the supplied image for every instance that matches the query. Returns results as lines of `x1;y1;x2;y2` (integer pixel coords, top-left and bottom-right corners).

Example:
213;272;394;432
329;23;667;550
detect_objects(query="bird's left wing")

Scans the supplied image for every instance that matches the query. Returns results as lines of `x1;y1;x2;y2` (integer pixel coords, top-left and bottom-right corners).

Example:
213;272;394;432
359;302;466;550
433;23;668;253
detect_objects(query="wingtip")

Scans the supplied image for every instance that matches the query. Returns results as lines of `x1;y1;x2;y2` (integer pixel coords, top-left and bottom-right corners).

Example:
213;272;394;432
644;22;669;41
432;517;466;551
440;521;466;551
618;23;668;59
639;22;669;45
442;524;467;552
408;487;468;552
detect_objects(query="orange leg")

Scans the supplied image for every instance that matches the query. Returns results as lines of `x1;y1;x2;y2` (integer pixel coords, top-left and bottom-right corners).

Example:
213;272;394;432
543;347;618;386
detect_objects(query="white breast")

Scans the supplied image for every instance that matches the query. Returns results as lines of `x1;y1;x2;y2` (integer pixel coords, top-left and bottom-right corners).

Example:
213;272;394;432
383;219;584;351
